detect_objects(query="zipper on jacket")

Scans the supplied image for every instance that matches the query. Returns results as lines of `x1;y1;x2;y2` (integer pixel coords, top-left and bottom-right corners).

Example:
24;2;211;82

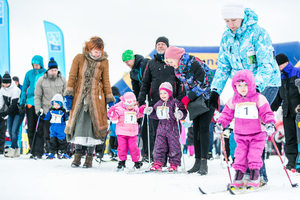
174;81;177;97
149;83;152;100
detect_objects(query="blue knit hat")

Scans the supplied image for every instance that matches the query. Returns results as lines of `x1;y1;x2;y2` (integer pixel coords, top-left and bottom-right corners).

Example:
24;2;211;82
48;57;58;70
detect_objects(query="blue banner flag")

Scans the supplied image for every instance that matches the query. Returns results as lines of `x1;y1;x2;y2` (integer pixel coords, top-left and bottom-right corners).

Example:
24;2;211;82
44;21;66;77
0;0;10;76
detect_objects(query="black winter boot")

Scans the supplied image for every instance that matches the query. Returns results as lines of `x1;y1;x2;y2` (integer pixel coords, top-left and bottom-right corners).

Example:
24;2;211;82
134;161;143;169
187;158;201;173
117;160;126;169
198;159;208;175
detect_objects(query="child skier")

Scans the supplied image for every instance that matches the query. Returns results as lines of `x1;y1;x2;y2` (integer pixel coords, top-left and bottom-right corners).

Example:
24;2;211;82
41;94;69;159
215;70;275;189
107;92;143;170
142;82;187;172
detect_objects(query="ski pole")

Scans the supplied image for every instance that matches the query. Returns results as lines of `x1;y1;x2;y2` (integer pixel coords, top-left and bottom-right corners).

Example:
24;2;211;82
138;114;146;148
271;135;298;188
175;104;186;172
31;114;41;156
220;132;232;184
146;95;151;166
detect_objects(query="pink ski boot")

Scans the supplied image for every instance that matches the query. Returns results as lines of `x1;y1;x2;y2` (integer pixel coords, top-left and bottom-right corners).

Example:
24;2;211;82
230;170;244;189
247;169;260;189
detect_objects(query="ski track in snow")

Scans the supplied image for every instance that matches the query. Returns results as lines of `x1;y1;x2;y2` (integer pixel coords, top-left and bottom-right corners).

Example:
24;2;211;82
1;154;299;200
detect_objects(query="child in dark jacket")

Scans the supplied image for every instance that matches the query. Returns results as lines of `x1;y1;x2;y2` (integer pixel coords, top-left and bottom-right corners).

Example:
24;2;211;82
41;94;69;159
142;82;187;172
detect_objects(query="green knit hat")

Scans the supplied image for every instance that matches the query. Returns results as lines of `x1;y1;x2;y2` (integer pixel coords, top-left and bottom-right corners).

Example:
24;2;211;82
122;50;135;62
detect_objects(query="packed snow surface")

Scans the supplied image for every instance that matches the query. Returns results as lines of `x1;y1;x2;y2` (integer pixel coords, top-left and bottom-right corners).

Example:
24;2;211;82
1;154;300;200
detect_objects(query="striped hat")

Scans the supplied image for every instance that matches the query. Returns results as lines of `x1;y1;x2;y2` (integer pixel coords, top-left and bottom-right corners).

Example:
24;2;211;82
121;92;137;106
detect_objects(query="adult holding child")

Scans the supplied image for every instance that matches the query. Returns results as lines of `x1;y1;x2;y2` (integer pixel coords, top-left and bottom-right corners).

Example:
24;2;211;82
164;46;215;175
64;36;115;168
208;3;281;184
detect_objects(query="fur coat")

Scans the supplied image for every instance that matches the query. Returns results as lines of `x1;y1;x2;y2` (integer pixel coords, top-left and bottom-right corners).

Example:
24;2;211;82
64;50;115;141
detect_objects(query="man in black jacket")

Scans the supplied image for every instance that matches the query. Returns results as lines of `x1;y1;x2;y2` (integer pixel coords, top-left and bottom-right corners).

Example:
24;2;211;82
138;36;185;160
271;53;300;170
122;49;149;159
122;49;149;99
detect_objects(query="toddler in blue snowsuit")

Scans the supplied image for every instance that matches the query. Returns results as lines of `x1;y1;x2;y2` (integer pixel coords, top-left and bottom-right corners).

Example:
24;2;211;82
42;94;69;159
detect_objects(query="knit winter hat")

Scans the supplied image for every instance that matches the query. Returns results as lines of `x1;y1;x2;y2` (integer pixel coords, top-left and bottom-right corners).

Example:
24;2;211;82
221;3;244;19
51;94;64;107
165;46;185;61
275;53;289;65
156;36;169;47
2;71;11;84
121;92;137;106
48;57;58;70
122;50;135;62
159;82;173;98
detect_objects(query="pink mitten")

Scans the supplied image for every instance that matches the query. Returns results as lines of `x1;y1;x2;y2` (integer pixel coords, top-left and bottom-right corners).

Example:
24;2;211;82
181;96;190;106
107;106;115;118
139;105;146;114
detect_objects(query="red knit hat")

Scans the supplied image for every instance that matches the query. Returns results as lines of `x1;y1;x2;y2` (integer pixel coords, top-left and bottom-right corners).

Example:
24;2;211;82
159;82;173;98
165;46;185;61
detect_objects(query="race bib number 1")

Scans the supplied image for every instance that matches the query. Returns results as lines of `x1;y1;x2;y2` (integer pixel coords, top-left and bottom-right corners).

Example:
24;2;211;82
156;106;169;120
124;112;137;124
234;102;258;119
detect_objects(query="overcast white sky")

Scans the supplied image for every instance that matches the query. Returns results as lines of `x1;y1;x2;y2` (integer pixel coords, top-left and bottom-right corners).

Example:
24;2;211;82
7;0;300;88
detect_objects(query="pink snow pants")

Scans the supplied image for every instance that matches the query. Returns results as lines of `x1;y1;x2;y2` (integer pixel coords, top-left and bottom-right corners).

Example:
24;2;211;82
232;132;266;173
188;145;194;156
117;135;140;162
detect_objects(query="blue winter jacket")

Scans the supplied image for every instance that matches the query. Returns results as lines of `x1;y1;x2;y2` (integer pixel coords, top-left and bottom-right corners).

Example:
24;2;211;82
20;55;46;106
44;108;68;140
211;8;281;95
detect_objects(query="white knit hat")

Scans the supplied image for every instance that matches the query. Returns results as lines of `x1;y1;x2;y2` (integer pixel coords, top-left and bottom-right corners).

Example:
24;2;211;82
221;3;244;19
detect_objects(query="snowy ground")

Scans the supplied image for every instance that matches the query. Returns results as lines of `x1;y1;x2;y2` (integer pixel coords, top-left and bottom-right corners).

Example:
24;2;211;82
1;154;300;200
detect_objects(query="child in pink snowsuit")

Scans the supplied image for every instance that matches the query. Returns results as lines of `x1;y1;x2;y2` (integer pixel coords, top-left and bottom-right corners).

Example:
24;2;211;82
107;92;143;170
216;70;275;189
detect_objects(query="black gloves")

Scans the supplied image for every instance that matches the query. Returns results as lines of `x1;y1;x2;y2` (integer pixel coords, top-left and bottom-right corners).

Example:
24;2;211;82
18;104;26;115
40;114;46;120
0;112;6;119
208;91;219;109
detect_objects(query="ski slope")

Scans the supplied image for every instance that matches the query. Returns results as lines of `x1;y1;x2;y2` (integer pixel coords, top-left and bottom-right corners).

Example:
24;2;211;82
1;154;299;200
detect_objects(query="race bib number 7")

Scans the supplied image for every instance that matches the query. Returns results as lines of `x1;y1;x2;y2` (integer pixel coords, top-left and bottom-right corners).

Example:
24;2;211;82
124;112;137;124
234;102;258;119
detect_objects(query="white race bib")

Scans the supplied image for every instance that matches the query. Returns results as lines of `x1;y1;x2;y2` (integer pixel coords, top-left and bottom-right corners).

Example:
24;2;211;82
156;106;169;120
50;113;63;123
124;112;137;124
234;102;258;119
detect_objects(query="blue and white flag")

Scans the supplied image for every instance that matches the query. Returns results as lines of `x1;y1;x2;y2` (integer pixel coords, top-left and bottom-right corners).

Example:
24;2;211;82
44;21;66;77
0;0;10;76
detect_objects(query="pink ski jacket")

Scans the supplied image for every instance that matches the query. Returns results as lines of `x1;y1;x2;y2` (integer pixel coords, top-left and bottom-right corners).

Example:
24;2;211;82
217;70;275;135
107;102;143;137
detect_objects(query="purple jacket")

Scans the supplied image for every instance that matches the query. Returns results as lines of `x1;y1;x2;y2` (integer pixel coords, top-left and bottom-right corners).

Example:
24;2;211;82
150;96;187;123
217;70;275;135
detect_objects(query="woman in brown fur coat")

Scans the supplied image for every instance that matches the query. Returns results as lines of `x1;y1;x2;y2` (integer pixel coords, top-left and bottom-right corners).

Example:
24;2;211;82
64;36;115;168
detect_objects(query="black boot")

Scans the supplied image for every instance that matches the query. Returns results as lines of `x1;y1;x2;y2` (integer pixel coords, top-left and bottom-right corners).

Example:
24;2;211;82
134;161;143;169
187;158;201;173
198;159;208;175
117;160;126;169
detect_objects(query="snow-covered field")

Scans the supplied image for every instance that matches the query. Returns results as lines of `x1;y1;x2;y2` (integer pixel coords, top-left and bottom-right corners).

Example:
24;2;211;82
1;154;300;200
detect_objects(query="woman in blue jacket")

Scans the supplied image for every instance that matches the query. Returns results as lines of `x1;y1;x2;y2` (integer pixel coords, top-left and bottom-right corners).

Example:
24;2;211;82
208;3;281;185
19;55;46;158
